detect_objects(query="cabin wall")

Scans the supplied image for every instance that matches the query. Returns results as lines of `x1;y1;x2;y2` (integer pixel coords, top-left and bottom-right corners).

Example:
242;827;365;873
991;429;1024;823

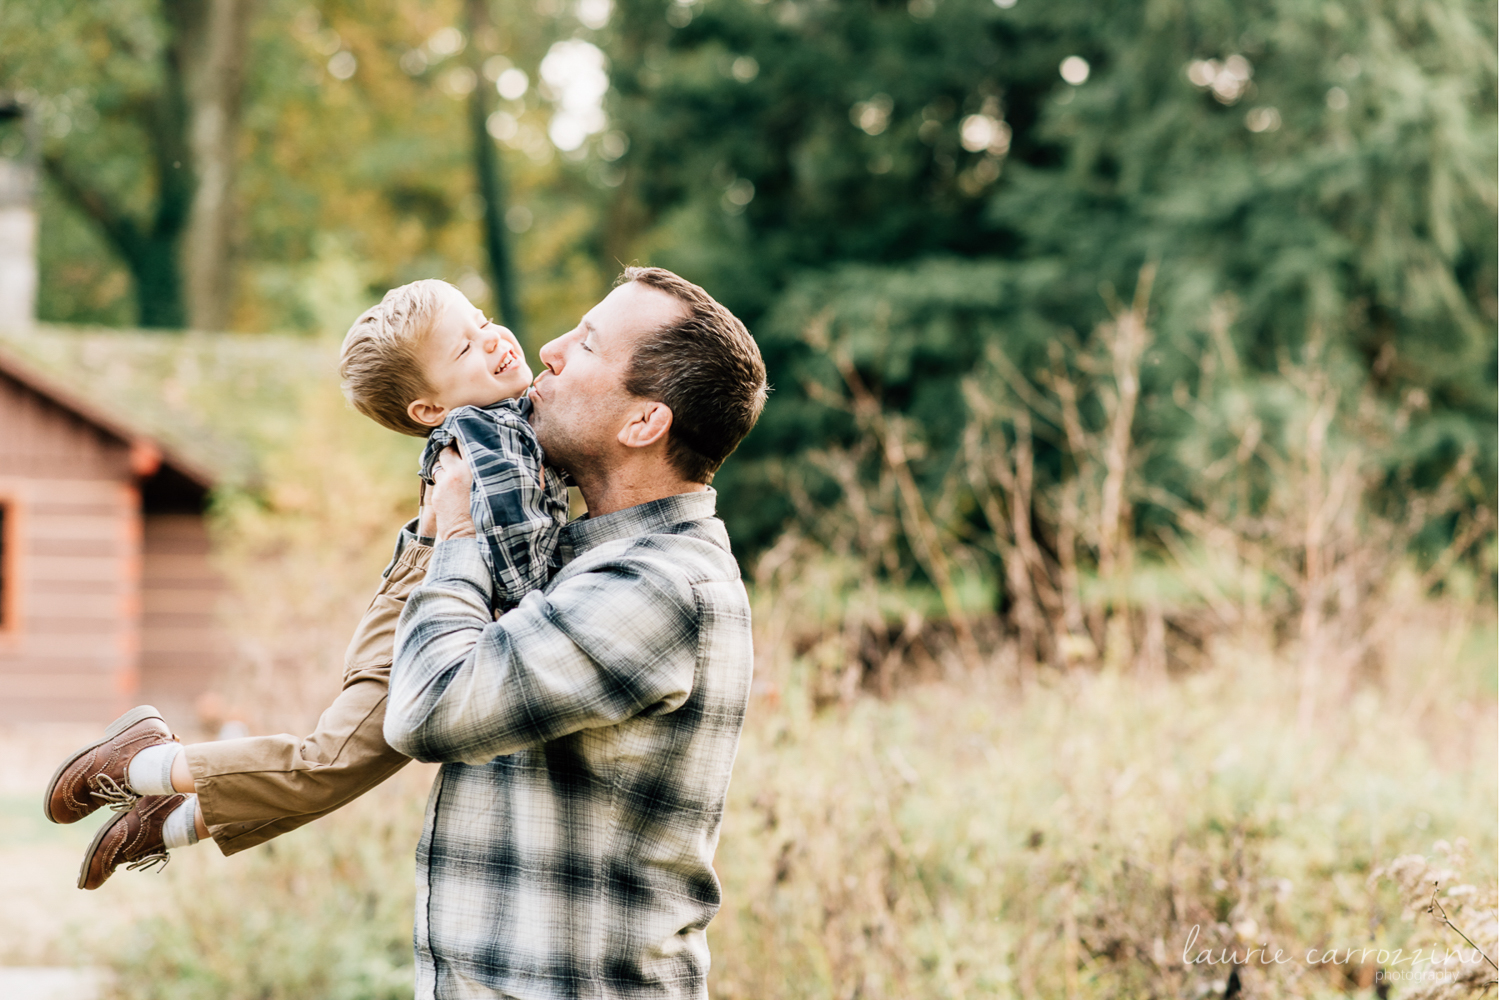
0;368;227;725
0;371;139;722
0;473;141;723
139;513;226;723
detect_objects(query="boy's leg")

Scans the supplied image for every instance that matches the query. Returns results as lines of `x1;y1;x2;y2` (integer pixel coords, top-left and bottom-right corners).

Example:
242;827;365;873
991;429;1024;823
183;674;410;854
52;532;432;886
183;540;430;855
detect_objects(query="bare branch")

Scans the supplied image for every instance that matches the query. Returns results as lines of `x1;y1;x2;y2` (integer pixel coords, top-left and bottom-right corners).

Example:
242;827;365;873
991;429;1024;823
1427;885;1499;974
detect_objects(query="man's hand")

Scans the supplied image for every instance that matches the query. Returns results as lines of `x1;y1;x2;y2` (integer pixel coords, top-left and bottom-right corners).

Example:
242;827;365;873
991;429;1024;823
430;444;477;541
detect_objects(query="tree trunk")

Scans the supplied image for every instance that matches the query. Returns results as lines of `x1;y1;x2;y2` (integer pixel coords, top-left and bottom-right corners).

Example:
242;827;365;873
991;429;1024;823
44;0;200;328
130;233;188;329
179;0;255;331
465;0;523;337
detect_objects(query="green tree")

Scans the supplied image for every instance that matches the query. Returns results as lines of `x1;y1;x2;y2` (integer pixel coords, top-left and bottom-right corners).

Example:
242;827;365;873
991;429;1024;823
602;0;1497;558
0;1;255;329
6;0;614;341
238;0;606;342
463;0;525;336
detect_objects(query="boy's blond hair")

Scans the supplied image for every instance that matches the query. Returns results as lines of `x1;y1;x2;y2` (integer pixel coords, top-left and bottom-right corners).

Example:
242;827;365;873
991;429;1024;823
338;279;454;436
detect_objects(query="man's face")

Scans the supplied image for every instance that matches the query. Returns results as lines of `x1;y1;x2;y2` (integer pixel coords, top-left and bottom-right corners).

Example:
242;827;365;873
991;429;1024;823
410;285;532;426
529;281;685;475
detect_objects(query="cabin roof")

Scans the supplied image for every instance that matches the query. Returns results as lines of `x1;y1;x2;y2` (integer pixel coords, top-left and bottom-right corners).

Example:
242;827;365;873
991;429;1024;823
0;341;216;491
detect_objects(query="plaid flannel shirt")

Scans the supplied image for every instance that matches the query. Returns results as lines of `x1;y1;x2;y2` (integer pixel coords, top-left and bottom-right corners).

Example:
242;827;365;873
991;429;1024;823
419;398;569;611
387;489;754;1000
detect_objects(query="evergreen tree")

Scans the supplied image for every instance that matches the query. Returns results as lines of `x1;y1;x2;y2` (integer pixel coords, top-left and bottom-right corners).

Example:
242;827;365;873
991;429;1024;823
603;0;1497;556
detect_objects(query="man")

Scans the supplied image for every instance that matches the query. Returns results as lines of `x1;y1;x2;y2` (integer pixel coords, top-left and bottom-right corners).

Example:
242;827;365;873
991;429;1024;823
384;266;768;1000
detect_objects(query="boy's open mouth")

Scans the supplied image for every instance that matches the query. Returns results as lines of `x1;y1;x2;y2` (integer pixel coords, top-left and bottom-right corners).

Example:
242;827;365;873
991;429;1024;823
493;348;519;376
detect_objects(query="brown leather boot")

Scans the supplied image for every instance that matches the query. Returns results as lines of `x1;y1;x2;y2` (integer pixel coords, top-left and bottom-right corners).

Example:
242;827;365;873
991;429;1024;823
44;705;177;824
77;793;183;890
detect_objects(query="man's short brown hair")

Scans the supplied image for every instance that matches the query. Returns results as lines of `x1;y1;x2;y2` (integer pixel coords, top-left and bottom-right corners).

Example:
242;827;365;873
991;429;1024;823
617;266;768;484
338;279;451;437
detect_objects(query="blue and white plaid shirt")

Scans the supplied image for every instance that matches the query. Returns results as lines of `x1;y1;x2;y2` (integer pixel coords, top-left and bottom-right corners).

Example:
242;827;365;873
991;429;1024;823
419;398;569;612
387;489;754;1000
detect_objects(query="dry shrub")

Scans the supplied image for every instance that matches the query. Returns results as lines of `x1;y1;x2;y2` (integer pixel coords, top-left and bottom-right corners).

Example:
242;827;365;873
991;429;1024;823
789;271;1492;716
711;592;1496;1000
1370;841;1499;998
208;377;423;733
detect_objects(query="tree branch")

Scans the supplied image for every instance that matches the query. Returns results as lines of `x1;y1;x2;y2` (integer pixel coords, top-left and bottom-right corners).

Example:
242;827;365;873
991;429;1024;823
42;152;141;259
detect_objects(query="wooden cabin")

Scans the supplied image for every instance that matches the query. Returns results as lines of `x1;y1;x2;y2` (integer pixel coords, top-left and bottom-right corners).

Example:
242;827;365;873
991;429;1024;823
0;345;225;724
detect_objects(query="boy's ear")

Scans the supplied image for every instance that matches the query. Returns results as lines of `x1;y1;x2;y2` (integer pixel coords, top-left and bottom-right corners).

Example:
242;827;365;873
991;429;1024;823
407;399;448;428
617;401;673;450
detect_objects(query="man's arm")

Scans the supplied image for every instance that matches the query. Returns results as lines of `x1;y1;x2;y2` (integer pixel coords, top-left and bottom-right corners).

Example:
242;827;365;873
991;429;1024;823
383;447;699;764
385;542;699;764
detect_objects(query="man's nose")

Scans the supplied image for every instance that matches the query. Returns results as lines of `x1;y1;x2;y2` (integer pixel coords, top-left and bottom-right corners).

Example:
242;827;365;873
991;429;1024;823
538;336;564;375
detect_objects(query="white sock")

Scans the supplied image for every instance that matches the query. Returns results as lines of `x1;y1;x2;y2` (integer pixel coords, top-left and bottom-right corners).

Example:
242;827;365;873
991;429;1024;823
127;743;182;796
161;795;200;850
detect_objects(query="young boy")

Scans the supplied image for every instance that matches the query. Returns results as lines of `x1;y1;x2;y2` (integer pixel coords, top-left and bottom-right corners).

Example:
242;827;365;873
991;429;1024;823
43;279;568;889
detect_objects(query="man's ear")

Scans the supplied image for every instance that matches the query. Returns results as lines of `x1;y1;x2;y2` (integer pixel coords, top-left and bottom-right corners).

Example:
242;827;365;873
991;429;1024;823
407;398;449;428
618;401;673;450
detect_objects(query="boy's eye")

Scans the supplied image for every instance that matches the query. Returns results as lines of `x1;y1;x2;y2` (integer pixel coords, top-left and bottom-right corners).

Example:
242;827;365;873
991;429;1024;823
460;343;470;356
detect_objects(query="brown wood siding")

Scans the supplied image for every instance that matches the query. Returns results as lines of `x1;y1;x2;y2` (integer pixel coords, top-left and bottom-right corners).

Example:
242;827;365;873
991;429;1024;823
0;369;143;721
0;476;139;723
0;361;222;725
139;514;226;723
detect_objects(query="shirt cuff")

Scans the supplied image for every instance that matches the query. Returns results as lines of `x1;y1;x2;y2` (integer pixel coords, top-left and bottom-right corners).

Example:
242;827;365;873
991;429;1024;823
429;537;494;601
403;515;437;548
383;518;435;578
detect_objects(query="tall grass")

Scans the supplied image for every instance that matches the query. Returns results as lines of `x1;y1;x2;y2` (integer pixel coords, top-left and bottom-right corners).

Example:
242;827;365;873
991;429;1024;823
107;768;428;1000
713;575;1495;999
105;578;1496;999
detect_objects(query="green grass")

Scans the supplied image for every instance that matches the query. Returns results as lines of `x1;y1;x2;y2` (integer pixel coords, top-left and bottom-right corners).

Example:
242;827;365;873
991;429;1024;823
105;769;429;1000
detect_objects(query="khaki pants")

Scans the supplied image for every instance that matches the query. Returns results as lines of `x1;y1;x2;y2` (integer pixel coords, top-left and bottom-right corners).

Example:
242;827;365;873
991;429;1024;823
183;543;430;856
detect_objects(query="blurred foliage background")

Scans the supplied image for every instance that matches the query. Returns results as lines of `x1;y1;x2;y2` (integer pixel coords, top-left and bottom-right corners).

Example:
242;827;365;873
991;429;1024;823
3;0;1494;565
0;0;1496;997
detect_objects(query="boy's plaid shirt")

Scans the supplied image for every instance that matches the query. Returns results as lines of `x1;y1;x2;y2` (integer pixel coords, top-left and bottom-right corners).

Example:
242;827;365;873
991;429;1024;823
419;398;569;611
387;489;754;1000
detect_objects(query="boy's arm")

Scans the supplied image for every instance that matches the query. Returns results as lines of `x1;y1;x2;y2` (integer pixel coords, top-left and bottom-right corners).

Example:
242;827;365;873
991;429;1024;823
421;401;567;610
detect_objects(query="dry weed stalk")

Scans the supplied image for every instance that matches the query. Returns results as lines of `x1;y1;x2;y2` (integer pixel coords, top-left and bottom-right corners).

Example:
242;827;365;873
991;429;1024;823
786;265;1488;708
801;314;982;672
1162;320;1493;728
1426;888;1499;980
1370;841;1500;999
959;264;1159;671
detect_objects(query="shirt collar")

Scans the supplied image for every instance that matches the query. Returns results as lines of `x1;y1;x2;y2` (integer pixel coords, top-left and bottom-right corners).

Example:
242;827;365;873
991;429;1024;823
561;488;718;557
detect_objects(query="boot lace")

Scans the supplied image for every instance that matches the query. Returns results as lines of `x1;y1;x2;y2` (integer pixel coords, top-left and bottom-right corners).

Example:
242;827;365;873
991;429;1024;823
88;773;140;813
125;851;170;874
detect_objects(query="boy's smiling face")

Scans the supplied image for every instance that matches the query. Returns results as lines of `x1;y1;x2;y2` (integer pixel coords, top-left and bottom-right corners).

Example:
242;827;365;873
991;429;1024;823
407;285;533;429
